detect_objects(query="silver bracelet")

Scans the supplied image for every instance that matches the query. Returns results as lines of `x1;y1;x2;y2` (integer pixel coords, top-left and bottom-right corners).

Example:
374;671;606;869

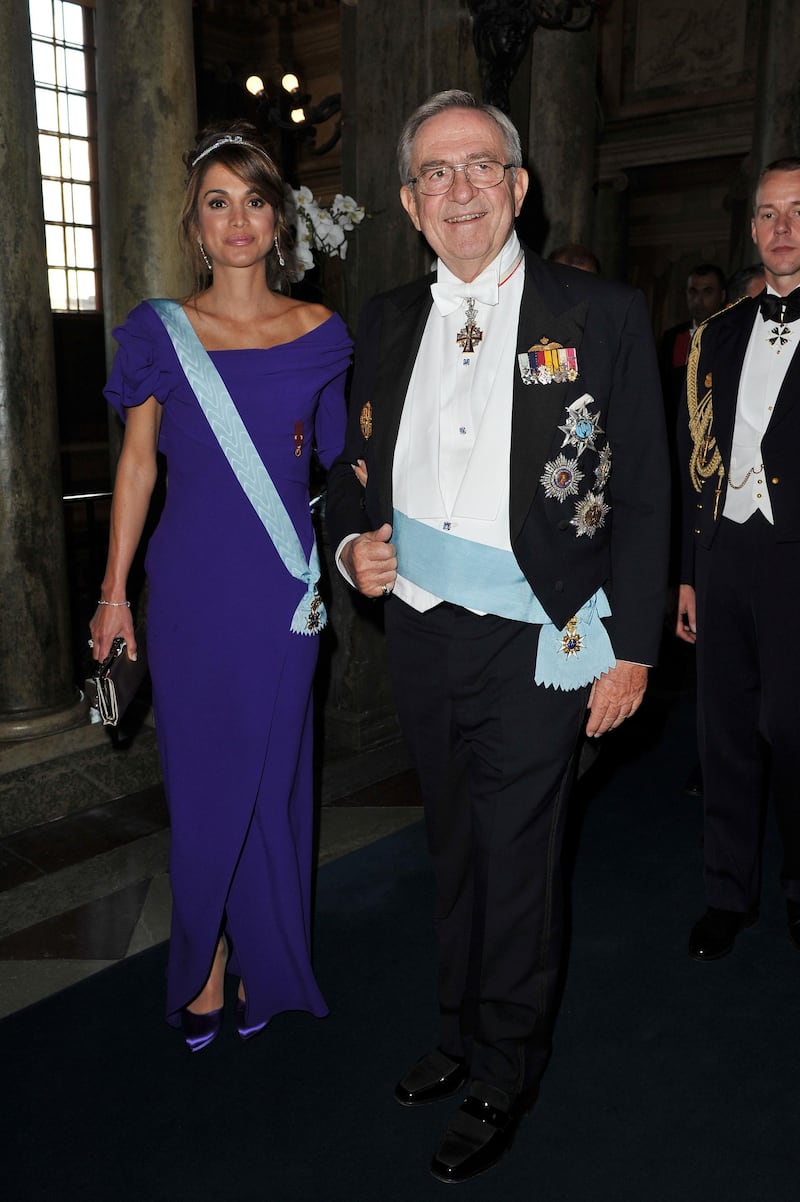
97;599;130;607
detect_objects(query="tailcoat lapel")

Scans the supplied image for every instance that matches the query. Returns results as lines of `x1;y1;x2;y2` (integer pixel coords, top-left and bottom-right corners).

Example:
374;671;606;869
510;252;589;540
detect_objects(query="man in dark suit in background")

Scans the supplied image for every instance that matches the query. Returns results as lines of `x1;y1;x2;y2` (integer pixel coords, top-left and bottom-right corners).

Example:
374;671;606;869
326;90;669;1184
677;158;800;962
660;263;727;426
726;261;765;302
660;265;727;598
548;242;601;273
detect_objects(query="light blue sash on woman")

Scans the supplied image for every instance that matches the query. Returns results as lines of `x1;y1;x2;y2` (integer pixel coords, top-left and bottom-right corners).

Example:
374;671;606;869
392;509;615;689
148;298;325;635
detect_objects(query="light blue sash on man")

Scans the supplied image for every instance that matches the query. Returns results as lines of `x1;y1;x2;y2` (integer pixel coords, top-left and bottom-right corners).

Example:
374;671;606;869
148;298;324;635
392;509;615;689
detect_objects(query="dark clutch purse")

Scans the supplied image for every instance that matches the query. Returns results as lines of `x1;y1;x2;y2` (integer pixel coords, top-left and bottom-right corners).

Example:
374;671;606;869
85;629;148;727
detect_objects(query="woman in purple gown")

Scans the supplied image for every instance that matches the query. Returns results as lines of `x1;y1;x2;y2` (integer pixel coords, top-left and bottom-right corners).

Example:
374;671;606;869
90;122;351;1050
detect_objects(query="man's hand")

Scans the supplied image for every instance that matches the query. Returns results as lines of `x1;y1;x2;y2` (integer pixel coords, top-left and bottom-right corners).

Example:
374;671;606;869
586;659;648;737
675;584;697;644
340;523;397;597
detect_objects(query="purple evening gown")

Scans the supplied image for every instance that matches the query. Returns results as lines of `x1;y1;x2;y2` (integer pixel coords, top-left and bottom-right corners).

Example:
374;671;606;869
105;301;352;1029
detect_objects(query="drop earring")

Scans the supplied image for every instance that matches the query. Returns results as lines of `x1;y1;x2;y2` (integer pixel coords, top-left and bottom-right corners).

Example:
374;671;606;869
274;235;286;268
198;238;213;272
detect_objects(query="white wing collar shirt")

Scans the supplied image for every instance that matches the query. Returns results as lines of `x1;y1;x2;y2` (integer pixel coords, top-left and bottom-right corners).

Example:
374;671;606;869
723;287;800;525
392;231;525;612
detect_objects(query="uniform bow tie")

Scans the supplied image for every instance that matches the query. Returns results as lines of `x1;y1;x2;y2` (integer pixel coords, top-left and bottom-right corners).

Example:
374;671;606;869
759;287;800;324
430;274;499;316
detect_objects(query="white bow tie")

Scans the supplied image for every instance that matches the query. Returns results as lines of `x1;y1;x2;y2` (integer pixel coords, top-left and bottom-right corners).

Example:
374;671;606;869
430;273;499;316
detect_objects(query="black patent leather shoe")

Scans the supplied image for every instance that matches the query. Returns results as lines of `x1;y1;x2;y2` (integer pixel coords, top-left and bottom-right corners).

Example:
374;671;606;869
788;901;800;952
394;1048;468;1107
430;1082;535;1184
688;906;758;961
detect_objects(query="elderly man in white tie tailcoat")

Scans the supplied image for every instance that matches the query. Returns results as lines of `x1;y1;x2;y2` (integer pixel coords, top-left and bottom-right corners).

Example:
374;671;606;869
677;157;800;964
326;89;669;1185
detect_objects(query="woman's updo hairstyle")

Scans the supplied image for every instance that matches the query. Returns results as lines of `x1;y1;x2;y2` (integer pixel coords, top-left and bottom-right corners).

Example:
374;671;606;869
179;120;297;293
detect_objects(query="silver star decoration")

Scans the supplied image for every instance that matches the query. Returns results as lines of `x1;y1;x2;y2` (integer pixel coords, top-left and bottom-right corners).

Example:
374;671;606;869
559;401;603;456
594;444;612;489
571;490;610;538
540;454;584;502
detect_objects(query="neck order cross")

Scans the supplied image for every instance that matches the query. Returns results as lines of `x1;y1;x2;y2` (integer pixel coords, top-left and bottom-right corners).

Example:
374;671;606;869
457;298;483;353
454;251;524;354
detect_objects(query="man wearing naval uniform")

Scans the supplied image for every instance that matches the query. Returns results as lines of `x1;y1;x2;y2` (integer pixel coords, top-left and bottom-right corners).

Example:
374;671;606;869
326;90;669;1184
677;157;800;962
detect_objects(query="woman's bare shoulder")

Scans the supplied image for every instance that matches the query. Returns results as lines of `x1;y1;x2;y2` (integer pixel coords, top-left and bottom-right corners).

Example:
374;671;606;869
281;298;335;335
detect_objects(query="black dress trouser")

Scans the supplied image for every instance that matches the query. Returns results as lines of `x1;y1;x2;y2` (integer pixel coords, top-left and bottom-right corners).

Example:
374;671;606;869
384;597;588;1097
695;512;800;910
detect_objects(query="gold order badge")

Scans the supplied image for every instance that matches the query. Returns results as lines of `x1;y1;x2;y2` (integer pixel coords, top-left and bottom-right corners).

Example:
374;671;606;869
560;616;583;657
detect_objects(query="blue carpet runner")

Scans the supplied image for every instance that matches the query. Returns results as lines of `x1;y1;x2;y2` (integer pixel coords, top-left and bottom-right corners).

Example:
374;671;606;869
3;696;799;1201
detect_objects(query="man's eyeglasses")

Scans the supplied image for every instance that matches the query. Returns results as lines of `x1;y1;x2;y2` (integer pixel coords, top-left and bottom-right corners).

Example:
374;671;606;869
409;160;514;196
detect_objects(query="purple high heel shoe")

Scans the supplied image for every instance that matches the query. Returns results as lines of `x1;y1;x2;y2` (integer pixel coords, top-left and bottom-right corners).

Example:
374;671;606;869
181;936;228;1051
234;996;266;1042
181;1006;223;1052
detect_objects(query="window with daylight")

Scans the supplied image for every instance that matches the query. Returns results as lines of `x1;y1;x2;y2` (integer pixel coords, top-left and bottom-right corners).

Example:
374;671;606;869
29;0;100;312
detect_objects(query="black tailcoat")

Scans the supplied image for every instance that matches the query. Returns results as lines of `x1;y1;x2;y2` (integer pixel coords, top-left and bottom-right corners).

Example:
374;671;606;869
325;246;670;1093
677;297;800;912
679;296;800;583
327;247;670;665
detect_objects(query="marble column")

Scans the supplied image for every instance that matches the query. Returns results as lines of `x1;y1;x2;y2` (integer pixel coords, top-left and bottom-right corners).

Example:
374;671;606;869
326;0;481;753
591;172;629;282
751;0;800;176
340;0;481;326
527;23;598;258
95;0;196;371
0;2;85;740
93;0;195;628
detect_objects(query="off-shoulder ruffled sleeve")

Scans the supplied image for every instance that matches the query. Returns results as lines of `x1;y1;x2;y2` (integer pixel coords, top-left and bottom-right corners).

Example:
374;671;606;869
103;300;179;422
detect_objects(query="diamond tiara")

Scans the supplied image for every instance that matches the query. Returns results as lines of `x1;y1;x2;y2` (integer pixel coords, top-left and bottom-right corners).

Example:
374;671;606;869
190;134;263;168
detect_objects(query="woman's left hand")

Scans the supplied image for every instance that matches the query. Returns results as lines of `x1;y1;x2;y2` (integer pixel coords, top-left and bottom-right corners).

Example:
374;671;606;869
89;603;137;665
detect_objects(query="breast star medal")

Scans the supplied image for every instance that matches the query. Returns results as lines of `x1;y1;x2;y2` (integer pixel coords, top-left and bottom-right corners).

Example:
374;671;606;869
593;444;612;489
540;454;584;502
571;491;610;538
559;399;603;456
